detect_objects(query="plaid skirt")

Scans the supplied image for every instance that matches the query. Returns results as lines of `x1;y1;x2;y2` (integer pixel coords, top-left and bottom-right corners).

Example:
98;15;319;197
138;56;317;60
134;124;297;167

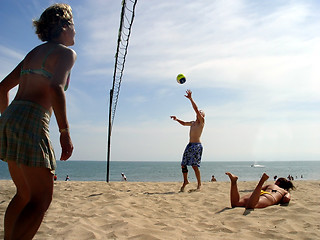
0;100;56;171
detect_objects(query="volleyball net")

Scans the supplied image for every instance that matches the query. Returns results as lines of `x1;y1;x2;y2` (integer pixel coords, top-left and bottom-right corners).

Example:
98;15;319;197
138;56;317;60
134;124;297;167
107;0;138;182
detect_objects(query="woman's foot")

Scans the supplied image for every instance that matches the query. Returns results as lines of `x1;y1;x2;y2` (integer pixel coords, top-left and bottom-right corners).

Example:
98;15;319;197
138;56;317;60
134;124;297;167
225;172;238;183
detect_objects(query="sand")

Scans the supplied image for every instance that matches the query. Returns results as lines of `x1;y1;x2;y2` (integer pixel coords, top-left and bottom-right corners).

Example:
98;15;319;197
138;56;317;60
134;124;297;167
0;179;319;240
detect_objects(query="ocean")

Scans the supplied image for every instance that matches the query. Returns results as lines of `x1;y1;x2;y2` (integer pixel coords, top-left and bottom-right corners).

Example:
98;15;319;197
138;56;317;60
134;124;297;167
1;160;320;182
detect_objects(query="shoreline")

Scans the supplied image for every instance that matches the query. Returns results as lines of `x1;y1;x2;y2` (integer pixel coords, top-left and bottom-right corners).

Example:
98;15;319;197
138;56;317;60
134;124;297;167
1;180;320;239
2;160;320;182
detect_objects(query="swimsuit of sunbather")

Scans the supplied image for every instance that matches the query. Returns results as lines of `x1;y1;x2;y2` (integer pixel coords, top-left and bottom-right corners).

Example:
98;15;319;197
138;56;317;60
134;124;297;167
272;189;284;197
260;190;278;204
20;45;70;91
261;189;286;204
260;190;272;195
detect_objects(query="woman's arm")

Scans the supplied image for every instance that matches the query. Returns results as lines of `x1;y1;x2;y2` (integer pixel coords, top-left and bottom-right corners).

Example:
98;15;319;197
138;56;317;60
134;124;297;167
0;61;23;113
50;47;76;160
280;192;291;204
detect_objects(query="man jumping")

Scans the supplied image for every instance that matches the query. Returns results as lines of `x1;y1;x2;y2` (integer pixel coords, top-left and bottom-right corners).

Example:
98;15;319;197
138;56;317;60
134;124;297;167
171;89;205;192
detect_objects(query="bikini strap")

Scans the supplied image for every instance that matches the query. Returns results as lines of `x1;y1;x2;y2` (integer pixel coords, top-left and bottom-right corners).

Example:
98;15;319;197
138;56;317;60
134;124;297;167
41;45;59;69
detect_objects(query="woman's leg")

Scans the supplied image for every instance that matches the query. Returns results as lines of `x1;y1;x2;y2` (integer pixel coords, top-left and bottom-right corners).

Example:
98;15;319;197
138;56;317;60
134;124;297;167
9;164;54;240
225;172;244;207
245;173;269;209
4;161;30;240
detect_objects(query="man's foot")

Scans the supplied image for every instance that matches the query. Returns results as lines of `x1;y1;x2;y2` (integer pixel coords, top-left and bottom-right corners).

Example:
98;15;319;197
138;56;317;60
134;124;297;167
188;188;200;193
225;172;238;183
180;181;189;192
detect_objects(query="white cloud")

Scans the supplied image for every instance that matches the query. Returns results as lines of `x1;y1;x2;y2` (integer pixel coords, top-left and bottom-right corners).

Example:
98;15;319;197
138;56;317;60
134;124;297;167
2;0;320;162
0;45;24;60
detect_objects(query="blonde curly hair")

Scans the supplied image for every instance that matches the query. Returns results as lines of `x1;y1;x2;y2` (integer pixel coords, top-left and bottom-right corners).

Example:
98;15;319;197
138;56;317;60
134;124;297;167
33;3;73;42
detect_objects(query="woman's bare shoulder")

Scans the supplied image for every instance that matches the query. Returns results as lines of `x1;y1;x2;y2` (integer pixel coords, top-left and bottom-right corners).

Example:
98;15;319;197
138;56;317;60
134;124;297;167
56;44;77;58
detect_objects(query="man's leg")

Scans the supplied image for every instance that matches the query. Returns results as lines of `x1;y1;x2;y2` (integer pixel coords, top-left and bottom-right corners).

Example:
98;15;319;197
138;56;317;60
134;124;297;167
225;172;243;207
9;164;54;240
4;161;30;240
192;166;201;190
245;173;269;209
180;165;189;192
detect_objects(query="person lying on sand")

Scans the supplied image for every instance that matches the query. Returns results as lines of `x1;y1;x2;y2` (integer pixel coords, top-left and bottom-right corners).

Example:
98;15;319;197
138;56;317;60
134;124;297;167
225;172;294;209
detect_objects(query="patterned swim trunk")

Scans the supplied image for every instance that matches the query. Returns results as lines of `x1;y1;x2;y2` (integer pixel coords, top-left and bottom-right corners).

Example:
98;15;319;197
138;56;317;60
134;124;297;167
0;100;56;171
181;143;203;167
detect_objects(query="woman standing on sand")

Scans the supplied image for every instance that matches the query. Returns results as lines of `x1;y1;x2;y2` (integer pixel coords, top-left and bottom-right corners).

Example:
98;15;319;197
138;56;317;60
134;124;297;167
0;4;76;239
225;172;294;209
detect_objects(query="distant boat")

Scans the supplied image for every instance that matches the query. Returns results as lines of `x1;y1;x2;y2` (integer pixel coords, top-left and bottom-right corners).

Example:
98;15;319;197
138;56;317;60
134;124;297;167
251;164;265;168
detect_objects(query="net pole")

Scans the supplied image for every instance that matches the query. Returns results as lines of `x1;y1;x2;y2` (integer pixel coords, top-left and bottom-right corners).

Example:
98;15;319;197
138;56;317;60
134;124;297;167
106;89;113;182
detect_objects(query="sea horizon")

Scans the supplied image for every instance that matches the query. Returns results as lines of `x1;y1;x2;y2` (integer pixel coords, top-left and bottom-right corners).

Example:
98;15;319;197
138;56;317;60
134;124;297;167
1;160;320;182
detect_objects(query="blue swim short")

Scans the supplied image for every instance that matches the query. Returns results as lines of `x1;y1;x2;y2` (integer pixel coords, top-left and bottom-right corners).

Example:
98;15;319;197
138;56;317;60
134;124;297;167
181;143;203;167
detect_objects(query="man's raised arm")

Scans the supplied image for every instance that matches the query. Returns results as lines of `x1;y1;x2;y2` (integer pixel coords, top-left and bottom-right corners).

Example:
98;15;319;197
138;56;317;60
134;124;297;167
185;89;204;122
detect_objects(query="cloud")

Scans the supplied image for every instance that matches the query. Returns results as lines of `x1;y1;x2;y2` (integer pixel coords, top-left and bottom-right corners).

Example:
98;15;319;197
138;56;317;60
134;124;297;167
120;0;319;92
0;45;24;61
73;0;121;62
62;0;320;161
2;0;320;162
50;120;108;161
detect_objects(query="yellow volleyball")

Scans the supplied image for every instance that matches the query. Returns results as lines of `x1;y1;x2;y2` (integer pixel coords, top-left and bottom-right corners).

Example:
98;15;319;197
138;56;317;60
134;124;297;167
176;74;186;84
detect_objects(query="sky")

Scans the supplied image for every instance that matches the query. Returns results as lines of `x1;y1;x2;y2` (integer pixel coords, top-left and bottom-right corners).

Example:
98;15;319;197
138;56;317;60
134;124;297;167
1;0;320;162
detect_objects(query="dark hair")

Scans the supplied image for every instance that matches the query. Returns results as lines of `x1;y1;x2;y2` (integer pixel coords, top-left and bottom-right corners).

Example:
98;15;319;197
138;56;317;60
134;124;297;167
33;3;73;42
275;178;295;191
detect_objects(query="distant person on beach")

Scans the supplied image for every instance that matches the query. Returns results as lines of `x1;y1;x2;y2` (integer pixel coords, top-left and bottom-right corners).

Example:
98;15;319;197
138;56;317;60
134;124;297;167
0;4;76;239
65;175;70;181
121;173;127;181
170;89;205;192
210;175;217;182
54;174;58;181
225;172;295;209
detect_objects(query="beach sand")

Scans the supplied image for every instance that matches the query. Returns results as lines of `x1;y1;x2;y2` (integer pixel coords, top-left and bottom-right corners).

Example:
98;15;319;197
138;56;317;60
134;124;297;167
1;179;319;240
